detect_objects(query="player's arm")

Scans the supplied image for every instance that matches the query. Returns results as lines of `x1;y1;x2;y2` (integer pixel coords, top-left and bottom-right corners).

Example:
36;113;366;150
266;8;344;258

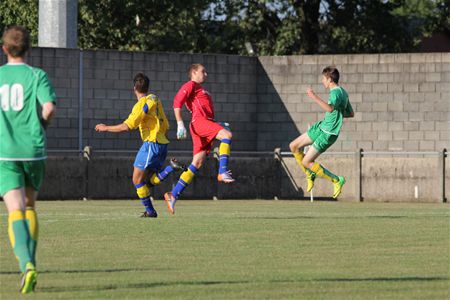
95;100;144;133
306;87;333;112
37;71;57;129
95;123;129;132
41;102;56;129
344;101;354;118
173;82;192;139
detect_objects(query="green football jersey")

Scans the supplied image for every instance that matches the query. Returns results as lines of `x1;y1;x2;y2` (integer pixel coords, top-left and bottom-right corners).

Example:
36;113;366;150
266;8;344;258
319;86;353;136
0;63;56;160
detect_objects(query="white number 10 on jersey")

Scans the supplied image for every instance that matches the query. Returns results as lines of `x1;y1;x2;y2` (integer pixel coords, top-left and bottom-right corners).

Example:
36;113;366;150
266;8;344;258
0;84;24;111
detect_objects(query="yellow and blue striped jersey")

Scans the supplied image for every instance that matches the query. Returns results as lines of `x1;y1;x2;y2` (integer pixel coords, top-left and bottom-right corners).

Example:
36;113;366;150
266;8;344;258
124;94;170;144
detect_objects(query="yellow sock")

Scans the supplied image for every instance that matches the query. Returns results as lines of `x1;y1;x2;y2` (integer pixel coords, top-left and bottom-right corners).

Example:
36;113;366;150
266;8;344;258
180;168;196;185
172;165;198;199
25;208;38;265
293;151;307;173
310;162;339;183
149;173;161;186
136;184;150;199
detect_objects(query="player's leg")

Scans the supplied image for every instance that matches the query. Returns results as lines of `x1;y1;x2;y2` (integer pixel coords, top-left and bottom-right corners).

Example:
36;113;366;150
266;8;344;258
289;132;313;173
22;160;45;268
1;161;37;294
133;167;157;217
303;136;345;198
216;128;234;183
24;188;38;266
133;142;157;217
148;158;186;187
3;189;37;294
164;152;203;214
289;132;316;192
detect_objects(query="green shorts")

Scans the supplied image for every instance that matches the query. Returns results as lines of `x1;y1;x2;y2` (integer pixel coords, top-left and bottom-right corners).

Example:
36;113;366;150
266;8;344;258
307;122;338;153
0;160;46;196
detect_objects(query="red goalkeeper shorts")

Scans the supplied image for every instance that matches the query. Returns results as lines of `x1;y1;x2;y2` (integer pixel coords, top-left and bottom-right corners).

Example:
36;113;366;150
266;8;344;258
189;118;224;155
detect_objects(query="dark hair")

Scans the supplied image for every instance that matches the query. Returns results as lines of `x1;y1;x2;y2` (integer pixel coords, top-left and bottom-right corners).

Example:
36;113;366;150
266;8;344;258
188;63;203;79
2;25;30;58
322;66;339;84
133;72;149;93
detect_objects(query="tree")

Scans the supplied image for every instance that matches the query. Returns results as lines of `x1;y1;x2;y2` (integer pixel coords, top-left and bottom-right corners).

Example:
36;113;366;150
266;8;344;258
209;0;322;55
78;0;212;52
321;0;416;53
0;0;447;55
0;0;38;45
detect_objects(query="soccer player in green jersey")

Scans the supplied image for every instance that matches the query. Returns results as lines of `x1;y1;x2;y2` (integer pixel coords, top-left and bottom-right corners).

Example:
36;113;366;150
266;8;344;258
289;66;354;199
0;26;56;294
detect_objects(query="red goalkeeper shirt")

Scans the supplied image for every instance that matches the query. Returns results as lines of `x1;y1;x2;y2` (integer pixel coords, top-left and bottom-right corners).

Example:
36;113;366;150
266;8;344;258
173;80;215;122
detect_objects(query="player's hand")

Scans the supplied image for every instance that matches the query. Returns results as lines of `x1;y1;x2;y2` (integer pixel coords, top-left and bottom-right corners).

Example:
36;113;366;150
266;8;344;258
306;87;316;98
177;121;187;139
95;124;108;132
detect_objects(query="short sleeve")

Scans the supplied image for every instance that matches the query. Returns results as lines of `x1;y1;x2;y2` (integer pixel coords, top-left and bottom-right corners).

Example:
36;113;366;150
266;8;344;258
124;100;146;130
345;99;354;115
328;90;338;107
37;71;56;105
173;81;194;109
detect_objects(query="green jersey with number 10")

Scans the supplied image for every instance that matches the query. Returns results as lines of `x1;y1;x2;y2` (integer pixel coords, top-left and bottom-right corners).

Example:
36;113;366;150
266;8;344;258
0;63;56;160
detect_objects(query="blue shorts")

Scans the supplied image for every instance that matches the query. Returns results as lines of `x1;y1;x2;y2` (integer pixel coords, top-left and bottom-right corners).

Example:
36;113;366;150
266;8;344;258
133;142;168;171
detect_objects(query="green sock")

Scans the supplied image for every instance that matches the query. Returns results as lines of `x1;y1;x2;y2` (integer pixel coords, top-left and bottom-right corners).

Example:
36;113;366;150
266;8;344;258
25;208;38;266
310;162;339;183
8;210;33;273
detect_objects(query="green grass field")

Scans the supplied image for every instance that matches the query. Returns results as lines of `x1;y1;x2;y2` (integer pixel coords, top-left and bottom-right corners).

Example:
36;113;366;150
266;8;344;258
0;200;449;299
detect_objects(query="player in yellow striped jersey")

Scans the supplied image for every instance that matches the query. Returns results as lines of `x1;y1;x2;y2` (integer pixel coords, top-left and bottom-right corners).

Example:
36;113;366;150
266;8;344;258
95;73;184;217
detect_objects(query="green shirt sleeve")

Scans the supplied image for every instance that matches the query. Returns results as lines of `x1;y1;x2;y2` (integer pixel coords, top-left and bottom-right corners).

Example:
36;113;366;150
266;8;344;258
37;70;56;105
328;89;339;109
345;100;354;115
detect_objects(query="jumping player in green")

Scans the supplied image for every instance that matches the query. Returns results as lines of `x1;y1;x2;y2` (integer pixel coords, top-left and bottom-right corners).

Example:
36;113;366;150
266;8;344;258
289;66;354;198
0;26;56;294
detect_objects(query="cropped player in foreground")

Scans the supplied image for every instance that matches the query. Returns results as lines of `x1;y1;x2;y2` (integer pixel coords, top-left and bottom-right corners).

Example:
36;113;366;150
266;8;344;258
0;26;56;294
289;66;354;198
164;64;234;214
95;73;184;218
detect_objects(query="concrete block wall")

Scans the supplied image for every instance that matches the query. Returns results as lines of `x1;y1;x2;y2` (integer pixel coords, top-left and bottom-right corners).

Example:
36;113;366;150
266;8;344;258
2;50;449;152
39;155;449;202
80;51;258;152
257;53;450;151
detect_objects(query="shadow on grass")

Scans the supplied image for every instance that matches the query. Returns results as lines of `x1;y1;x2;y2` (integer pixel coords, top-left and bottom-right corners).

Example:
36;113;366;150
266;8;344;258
315;276;450;282
240;215;411;220
0;267;159;276
38;276;449;293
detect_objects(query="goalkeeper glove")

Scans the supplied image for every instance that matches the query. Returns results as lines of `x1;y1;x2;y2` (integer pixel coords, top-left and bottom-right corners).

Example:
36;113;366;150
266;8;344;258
177;121;187;139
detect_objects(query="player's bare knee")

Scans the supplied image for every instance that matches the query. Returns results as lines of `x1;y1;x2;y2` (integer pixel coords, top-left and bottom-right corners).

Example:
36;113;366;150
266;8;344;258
302;158;312;169
289;141;297;153
192;158;204;169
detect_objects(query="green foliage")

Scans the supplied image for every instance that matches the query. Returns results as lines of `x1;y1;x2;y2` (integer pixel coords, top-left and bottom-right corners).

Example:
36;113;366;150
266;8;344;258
0;0;38;45
78;0;211;52
321;0;416;53
0;0;447;54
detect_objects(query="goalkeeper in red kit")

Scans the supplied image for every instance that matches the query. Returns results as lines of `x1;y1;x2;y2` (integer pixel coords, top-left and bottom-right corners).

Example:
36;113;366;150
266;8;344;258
164;64;234;214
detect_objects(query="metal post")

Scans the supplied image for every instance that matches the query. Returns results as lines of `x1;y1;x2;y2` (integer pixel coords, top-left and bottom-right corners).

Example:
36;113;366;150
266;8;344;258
355;149;362;202
78;50;84;156
438;148;446;203
38;0;78;48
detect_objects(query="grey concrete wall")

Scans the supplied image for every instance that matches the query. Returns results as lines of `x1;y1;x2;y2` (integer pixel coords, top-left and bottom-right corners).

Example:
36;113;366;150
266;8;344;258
257;54;450;151
1;50;448;153
39;155;449;202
